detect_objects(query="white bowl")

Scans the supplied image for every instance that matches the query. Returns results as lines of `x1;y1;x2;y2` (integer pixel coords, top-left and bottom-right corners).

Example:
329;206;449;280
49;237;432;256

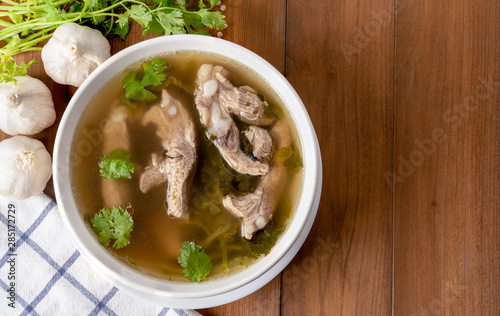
53;35;322;309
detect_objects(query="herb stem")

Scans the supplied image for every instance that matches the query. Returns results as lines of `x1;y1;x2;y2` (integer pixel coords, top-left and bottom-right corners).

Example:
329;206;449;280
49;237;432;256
15;33;53;51
21;25;57;41
0;0;19;6
150;6;194;15
0;19;13;27
105;11;115;36
0;6;31;11
0;0;72;11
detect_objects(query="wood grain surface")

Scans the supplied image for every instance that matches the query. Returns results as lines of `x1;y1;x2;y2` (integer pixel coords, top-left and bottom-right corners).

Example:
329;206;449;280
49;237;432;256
394;1;500;315
1;0;499;315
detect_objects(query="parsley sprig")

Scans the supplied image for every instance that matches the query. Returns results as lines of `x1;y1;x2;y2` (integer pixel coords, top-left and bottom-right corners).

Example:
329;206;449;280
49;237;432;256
178;241;212;282
99;148;135;179
0;0;226;82
90;206;134;249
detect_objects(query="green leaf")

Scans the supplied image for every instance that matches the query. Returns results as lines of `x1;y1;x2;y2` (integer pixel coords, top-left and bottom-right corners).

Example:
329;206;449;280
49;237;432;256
123;72;157;101
207;0;219;9
128;5;152;28
8;12;24;24
113;21;130;40
147;15;165;36
123;58;168;102
69;2;85;13
85;0;97;7
178;241;212;282
99;148;135;179
43;1;65;22
154;10;185;35
198;0;207;9
116;12;130;28
43;1;57;17
0;55;37;84
196;10;226;30
141;58;167;85
90;206;134;249
92;15;106;25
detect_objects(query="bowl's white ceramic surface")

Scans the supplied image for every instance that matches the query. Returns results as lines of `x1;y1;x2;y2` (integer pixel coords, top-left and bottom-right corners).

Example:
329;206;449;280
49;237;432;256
53;35;322;309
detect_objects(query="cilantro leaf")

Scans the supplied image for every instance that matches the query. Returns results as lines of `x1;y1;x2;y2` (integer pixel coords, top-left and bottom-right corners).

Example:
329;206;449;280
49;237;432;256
154;11;186;35
178;241;212;282
123;73;157;102
99;148;135;179
43;1;64;22
275;147;303;174
207;0;220;9
128;5;152;28
111;21;130;40
0;55;37;84
123;58;167;102
69;2;85;13
142;58;168;85
90;206;134;249
196;10;226;30
116;12;131;28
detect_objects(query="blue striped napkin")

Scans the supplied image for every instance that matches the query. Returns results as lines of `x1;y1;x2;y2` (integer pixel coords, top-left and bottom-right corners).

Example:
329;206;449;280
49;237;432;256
0;194;201;316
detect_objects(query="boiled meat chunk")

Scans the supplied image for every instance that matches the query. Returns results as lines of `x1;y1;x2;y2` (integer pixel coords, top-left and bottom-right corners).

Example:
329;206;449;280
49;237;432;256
194;64;270;176
244;126;273;162
223;120;291;239
139;89;196;218
101;101;131;209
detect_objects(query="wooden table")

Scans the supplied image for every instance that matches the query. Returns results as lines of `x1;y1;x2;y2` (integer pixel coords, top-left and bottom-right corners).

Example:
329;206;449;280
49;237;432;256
2;0;499;314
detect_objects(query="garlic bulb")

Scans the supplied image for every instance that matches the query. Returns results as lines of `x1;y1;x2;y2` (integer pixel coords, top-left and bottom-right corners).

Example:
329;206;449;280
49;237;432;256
0;76;56;136
0;136;52;200
41;23;111;87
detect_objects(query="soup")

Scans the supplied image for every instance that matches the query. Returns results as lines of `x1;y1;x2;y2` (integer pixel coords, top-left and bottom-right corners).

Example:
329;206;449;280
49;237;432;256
71;51;303;282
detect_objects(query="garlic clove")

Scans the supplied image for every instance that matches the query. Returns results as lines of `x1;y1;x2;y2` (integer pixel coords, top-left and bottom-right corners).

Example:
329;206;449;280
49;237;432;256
0;136;52;200
0;76;56;136
41;23;111;87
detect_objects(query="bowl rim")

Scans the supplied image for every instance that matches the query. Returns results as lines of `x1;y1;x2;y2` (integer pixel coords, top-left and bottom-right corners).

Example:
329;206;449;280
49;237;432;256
53;34;322;308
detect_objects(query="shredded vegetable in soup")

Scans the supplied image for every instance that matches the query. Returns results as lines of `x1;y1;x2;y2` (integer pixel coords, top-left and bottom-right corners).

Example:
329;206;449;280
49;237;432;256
71;51;303;282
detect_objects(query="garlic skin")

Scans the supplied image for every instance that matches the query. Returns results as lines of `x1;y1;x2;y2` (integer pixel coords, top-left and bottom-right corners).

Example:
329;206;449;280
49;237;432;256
41;23;111;87
0;76;56;136
0;136;52;200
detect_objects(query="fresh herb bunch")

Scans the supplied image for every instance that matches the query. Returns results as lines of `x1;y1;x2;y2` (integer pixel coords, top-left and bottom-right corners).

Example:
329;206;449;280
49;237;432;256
99;148;135;179
90;206;134;249
178;241;212;282
0;0;226;82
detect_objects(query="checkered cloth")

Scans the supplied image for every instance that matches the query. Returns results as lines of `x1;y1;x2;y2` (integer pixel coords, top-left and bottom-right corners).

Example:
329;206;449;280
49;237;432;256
0;194;201;316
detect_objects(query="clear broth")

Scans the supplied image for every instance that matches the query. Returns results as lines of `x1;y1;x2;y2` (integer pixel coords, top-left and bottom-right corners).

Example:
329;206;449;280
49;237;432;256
71;51;303;281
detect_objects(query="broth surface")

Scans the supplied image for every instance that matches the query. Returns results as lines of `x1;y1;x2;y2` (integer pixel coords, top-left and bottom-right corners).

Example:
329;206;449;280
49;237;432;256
71;51;303;281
